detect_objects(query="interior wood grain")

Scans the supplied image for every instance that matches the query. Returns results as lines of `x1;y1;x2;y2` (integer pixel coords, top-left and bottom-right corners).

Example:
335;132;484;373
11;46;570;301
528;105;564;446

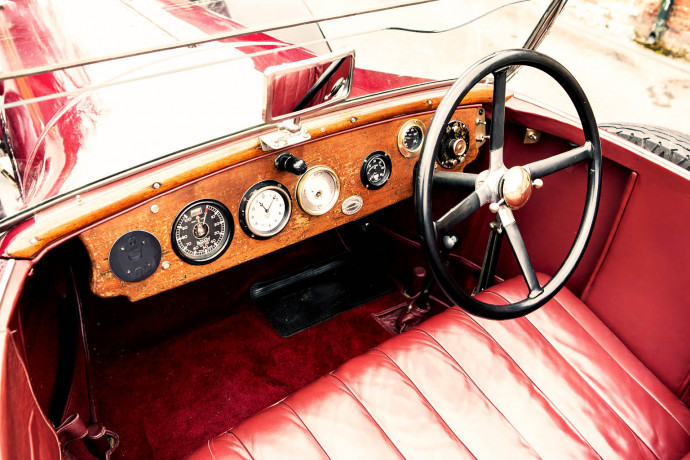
4;86;500;259
81;107;482;301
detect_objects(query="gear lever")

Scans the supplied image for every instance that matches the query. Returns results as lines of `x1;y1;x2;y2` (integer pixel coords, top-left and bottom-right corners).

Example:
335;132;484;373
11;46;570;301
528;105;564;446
397;232;460;332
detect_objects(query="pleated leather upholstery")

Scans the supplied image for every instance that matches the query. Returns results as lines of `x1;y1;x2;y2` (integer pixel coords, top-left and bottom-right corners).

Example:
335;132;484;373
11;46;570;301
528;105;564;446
189;277;690;459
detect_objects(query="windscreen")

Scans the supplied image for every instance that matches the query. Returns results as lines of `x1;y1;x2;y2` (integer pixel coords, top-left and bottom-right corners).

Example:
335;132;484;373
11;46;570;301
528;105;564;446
0;0;554;225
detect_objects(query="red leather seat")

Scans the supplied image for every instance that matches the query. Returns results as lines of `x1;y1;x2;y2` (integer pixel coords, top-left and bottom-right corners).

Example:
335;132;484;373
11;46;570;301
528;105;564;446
189;276;690;459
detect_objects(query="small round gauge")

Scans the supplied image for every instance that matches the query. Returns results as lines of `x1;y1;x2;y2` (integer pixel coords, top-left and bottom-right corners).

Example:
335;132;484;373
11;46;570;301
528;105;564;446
296;166;340;216
361;151;392;190
239;181;292;239
171;199;233;265
397;119;426;157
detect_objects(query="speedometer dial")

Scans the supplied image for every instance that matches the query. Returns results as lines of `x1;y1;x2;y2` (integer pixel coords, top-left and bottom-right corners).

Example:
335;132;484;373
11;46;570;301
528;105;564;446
296;166;340;216
239;181;292;239
171;199;233;265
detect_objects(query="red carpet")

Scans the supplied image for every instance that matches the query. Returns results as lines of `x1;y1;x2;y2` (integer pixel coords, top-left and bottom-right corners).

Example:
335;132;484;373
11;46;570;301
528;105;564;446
83;234;396;460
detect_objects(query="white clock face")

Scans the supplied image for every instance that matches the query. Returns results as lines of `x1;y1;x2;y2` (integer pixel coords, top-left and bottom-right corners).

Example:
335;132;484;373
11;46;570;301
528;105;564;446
241;183;291;238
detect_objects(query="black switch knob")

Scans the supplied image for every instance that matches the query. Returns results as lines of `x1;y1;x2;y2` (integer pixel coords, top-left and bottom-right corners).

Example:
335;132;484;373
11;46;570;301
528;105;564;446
275;152;307;175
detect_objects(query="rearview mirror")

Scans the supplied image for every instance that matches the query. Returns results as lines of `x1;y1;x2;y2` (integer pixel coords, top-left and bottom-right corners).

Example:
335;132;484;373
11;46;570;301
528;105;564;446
262;49;355;124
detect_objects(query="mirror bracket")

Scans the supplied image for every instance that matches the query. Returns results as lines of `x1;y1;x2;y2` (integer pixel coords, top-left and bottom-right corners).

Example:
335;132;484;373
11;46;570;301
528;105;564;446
259;118;311;152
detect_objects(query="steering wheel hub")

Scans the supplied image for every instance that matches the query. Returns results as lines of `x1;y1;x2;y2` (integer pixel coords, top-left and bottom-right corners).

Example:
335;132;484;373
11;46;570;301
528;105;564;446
501;166;533;210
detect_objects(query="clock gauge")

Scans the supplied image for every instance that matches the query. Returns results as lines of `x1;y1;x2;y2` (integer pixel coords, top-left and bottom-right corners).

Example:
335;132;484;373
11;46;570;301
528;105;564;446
239;181;292;239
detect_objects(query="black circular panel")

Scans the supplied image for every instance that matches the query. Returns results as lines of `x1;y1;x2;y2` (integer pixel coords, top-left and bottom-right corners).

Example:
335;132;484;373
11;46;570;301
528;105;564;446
404;125;424;151
109;230;162;282
360;151;392;190
171;199;234;265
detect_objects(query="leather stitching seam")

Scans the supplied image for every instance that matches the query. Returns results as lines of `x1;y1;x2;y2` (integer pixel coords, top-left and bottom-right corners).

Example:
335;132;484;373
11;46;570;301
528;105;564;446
206;439;217;460
550;293;690;438
370;348;478;460
522;311;659;459
412;327;544;459
480;290;655;458
226;432;255;460
327;372;406;459
279;402;332;460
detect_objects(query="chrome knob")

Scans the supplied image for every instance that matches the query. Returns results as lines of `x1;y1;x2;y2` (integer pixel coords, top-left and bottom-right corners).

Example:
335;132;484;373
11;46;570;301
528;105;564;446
501;166;533;210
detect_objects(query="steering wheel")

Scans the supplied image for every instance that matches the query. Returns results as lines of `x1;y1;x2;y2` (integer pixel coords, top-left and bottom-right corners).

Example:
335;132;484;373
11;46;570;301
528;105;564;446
415;49;602;319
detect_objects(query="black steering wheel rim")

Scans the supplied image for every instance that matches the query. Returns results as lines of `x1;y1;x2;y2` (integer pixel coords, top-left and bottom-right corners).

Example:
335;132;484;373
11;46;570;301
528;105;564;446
415;49;602;319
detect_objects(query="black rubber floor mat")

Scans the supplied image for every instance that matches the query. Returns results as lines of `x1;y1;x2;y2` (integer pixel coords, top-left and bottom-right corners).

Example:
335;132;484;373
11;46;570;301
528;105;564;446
250;255;396;337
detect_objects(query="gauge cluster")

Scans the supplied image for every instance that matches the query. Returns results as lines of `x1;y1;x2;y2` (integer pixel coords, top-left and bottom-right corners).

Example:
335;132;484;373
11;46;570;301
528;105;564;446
84;106;483;300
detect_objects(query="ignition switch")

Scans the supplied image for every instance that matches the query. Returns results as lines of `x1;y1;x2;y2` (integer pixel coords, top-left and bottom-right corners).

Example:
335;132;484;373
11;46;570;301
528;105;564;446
274;152;308;175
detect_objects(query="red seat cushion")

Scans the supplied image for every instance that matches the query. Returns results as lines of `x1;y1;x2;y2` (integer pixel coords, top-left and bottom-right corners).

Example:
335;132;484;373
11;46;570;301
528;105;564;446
189;276;690;459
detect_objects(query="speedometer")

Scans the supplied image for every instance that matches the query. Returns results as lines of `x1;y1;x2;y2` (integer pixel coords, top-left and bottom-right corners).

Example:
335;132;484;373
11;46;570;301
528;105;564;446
171;199;234;265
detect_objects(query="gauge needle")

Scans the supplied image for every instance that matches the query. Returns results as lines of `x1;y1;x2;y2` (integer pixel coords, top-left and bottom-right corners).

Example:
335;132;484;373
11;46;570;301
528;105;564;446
196;206;208;237
266;197;275;212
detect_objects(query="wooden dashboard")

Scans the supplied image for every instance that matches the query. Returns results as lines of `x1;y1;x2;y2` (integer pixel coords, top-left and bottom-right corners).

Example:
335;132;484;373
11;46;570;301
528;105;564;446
74;94;491;301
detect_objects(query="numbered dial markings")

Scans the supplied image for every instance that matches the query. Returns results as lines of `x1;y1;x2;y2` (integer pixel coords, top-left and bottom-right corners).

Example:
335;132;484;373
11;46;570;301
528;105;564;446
296;166;341;216
361;151;392;190
171;200;233;265
239;181;292;239
397;119;426;157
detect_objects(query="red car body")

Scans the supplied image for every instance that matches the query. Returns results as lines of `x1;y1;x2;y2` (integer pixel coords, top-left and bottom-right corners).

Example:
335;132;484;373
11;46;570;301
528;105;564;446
0;0;688;459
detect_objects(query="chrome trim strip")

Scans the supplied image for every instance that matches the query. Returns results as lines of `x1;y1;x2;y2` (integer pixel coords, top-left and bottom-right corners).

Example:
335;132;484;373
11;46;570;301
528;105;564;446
522;0;568;50
507;0;569;80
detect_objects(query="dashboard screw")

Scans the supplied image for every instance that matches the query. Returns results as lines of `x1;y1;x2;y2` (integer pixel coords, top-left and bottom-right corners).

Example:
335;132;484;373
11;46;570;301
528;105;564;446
162;261;170;270
350;117;357;123
150;204;159;214
30;237;37;244
152;182;161;189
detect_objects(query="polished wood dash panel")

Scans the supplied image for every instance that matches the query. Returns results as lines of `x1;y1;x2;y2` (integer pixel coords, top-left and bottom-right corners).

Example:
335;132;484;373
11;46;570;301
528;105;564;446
81;107;480;301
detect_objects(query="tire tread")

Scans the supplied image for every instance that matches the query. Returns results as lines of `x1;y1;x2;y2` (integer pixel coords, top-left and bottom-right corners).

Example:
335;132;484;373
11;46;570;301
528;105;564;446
600;123;690;170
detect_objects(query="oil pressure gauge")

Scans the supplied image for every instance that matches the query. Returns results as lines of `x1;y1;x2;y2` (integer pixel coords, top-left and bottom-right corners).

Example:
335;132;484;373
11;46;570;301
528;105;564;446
171;199;233;265
361;151;392;190
239;180;292;239
296;166;340;216
397;119;426;157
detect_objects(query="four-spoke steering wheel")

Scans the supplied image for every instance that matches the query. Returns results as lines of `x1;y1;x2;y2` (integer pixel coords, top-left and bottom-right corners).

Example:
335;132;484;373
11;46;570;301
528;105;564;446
415;49;602;319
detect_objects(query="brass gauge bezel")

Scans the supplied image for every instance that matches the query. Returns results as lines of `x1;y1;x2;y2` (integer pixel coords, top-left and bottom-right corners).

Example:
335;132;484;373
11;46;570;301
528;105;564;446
296;166;341;216
397;119;426;158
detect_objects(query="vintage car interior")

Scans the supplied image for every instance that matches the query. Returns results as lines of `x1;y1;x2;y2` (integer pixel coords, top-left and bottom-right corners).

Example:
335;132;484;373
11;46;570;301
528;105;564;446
1;0;689;459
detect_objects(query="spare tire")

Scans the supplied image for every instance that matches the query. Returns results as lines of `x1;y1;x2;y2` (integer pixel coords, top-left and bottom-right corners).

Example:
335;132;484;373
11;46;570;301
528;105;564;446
600;123;690;171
